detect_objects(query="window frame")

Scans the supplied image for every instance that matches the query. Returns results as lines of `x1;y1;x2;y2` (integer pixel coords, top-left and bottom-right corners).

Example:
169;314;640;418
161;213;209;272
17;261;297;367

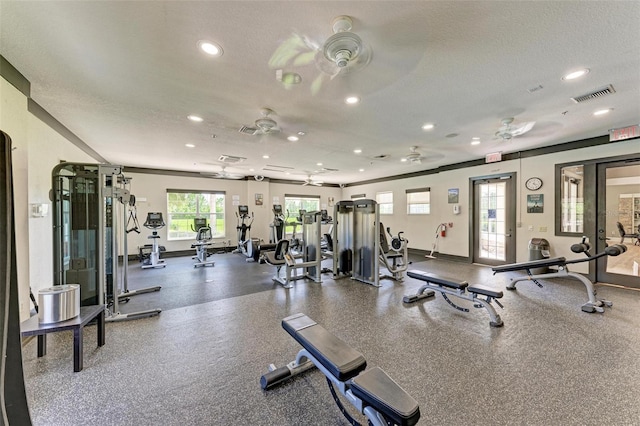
406;187;431;215
283;194;321;234
376;191;394;215
166;189;226;241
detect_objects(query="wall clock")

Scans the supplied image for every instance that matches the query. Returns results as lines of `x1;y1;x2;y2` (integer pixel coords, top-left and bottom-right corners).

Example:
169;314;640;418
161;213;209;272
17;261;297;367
525;177;543;191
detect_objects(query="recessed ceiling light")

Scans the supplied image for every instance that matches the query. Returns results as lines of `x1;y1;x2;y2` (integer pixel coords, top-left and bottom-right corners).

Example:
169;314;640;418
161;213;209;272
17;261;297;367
262;155;270;159
593;108;612;116
471;140;481;146
400;158;407;162
422;123;435;131
317;162;323;166
297;131;306;136
249;168;255;172
187;115;203;122
345;96;360;104
562;68;589;80
359;168;365;172
185;143;196;148
198;40;223;57
287;135;299;142
353;149;362;154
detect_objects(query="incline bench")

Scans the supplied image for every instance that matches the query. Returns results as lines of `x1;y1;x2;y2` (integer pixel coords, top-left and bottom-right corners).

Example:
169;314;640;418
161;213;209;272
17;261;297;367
404;270;504;327
261;313;420;426
491;241;625;313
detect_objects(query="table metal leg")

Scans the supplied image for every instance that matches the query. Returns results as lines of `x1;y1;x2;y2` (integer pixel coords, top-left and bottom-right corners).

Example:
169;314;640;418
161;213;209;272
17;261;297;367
97;311;105;347
73;327;83;372
37;335;46;357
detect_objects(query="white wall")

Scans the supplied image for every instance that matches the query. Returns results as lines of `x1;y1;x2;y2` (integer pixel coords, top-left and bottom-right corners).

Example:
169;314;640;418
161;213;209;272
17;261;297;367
124;173;342;254
1;77;96;320
343;139;639;273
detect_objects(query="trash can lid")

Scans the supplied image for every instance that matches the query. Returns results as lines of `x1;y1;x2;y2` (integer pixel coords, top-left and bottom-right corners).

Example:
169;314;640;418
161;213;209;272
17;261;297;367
529;238;549;246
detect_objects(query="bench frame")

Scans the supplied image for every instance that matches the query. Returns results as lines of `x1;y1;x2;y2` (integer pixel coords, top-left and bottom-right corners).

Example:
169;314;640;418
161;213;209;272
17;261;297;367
499;261;612;313
404;270;504;327
261;314;420;426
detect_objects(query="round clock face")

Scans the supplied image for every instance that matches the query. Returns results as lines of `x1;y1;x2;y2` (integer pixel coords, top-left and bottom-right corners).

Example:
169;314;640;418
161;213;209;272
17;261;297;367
526;177;543;191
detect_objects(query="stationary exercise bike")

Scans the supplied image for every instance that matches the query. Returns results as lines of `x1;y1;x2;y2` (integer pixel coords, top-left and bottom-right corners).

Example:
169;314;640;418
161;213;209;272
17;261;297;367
378;223;410;281
141;212;167;269
233;205;258;261
190;218;215;267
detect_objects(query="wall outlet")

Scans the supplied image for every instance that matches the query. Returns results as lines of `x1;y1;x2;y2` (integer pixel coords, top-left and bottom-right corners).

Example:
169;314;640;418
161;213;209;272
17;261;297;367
539;226;548;232
528;225;534;231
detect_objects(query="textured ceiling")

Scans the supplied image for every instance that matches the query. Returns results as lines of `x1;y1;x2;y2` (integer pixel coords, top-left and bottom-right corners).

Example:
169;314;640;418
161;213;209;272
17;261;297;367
1;1;639;185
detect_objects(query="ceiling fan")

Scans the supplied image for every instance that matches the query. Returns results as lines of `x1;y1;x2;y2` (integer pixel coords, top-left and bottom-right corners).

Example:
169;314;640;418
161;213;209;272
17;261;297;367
494;117;536;141
200;166;245;180
302;175;323;186
404;146;425;164
238;108;281;136
269;15;372;93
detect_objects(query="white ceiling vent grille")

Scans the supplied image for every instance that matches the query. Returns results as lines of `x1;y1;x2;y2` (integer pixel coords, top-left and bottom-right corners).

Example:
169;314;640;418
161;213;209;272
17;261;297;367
238;126;259;135
218;154;246;163
571;84;616;103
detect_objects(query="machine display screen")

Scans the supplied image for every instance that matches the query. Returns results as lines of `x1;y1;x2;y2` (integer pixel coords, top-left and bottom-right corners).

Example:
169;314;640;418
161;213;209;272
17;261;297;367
238;205;249;214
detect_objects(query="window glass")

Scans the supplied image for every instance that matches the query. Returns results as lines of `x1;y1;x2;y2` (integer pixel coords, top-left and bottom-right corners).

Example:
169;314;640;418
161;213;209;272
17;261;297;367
283;196;320;233
407;190;430;214
560;165;584;233
376;191;393;215
166;191;225;240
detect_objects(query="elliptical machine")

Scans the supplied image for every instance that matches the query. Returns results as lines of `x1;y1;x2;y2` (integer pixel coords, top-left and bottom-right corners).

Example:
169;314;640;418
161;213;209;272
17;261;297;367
270;204;286;243
191;218;215;267
233;205;258;261
141;212;167;269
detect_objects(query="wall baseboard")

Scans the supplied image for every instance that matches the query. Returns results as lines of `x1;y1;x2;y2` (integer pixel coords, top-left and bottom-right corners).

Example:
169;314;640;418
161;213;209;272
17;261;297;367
408;248;470;263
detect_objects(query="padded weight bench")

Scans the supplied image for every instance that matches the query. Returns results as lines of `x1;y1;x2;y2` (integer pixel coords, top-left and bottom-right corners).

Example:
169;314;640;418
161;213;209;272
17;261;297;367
491;241;625;313
404;270;504;327
261;313;420;426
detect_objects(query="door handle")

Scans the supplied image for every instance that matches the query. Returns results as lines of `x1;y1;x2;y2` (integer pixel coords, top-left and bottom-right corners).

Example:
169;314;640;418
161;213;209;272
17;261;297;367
505;233;512;237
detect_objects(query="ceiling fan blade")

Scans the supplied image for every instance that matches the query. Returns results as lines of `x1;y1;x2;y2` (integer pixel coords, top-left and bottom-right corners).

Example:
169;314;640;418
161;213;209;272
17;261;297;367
511;121;536;136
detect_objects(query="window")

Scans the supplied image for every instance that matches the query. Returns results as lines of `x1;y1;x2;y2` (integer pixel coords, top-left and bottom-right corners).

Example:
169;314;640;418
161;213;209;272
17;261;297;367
406;188;430;214
376;191;393;215
166;190;225;240
283;194;320;234
559;165;584;233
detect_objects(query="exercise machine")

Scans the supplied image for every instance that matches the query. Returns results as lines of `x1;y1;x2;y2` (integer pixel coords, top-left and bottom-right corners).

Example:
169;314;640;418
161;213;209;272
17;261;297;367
332;201;354;279
269;204;285;243
141;212;167;269
264;211;323;288
403;271;504;327
190;218;215;268
261;313;421;426
492;238;624;313
286;209;305;253
52;163;161;321
233;205;258;261
379;223;410;281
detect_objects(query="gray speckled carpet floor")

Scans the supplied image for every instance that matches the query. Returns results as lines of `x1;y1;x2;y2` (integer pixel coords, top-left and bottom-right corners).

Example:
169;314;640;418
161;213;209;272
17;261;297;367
22;253;640;425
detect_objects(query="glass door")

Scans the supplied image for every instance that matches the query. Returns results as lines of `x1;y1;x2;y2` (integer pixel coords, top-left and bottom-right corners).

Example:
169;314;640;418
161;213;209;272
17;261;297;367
472;174;516;266
596;161;640;287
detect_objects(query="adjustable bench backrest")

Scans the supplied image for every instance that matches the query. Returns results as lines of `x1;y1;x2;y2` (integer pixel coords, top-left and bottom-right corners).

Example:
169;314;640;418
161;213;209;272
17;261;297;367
265;239;290;266
491;257;567;273
282;313;366;381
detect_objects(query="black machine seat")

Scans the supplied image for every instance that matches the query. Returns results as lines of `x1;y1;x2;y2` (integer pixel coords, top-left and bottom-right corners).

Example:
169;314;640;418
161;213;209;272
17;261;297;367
350;366;421;426
407;270;468;291
264;239;289;267
491;257;567;273
282;313;367;382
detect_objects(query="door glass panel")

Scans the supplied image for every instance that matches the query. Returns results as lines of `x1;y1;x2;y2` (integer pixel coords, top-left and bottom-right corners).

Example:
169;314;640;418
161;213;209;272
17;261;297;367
560;165;584;233
478;181;507;261
605;165;640;277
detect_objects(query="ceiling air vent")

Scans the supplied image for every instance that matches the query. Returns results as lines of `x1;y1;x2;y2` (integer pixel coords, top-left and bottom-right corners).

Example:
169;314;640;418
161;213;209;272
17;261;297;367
238;126;259;135
571;84;616;103
218;155;246;164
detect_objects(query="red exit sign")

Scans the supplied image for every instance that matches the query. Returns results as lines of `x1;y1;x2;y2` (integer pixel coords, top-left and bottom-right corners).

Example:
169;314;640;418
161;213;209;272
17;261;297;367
485;152;502;163
609;125;639;141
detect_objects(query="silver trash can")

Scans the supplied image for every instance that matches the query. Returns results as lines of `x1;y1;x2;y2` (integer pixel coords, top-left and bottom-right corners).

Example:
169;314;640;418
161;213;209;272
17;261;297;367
528;238;550;275
38;284;80;324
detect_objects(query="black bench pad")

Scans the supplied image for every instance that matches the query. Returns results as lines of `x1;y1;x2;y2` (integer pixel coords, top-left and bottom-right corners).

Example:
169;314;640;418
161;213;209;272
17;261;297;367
350;366;421;426
491;257;567;273
407;270;468;290
467;284;503;299
385;253;404;259
282;314;367;382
